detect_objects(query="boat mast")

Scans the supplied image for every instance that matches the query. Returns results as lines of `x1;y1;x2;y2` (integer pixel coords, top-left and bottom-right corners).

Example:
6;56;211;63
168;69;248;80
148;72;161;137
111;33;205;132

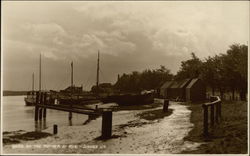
39;53;41;92
32;72;34;92
71;61;73;92
96;50;100;94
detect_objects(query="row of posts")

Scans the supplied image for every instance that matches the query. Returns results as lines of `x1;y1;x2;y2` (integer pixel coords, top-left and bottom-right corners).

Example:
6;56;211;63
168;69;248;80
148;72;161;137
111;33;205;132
202;97;222;137
34;92;113;139
35;92;47;121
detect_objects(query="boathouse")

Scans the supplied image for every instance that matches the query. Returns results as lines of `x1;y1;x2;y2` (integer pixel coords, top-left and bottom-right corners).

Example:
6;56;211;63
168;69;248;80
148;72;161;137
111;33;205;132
160;81;174;98
160;78;206;102
185;78;206;102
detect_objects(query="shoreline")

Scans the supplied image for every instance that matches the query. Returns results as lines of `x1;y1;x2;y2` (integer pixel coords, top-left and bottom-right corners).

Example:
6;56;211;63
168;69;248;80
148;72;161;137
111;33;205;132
3;101;201;154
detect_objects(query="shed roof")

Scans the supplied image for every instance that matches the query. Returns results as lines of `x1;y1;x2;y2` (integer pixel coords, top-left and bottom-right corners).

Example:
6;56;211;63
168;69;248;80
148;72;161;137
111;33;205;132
161;81;174;89
179;79;192;88
186;78;199;89
170;79;190;89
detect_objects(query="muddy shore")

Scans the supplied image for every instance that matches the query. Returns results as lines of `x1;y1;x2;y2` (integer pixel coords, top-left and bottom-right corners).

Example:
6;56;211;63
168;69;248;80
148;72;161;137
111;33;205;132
3;101;201;154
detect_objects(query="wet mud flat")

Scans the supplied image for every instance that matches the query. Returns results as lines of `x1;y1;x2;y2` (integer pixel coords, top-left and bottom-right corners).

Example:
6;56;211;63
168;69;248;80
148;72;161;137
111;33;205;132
3;101;201;154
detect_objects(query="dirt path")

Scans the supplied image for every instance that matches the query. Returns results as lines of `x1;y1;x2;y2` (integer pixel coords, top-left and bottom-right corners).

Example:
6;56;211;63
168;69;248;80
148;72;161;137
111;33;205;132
3;101;201;154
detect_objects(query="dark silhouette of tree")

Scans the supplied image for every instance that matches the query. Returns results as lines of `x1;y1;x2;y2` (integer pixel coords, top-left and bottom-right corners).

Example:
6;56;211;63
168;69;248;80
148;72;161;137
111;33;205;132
175;52;203;80
221;44;248;100
115;66;173;93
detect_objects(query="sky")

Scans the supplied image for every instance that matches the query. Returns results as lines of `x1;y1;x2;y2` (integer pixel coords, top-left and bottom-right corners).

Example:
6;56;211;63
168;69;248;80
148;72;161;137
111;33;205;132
2;1;249;91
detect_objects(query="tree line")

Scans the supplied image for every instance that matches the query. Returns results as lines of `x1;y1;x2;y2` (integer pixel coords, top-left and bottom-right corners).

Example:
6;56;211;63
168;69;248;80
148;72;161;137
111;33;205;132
175;43;247;100
93;43;247;100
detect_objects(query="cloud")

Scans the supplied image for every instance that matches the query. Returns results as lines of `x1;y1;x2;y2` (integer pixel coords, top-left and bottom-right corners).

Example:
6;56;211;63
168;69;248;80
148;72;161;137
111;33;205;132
2;1;249;90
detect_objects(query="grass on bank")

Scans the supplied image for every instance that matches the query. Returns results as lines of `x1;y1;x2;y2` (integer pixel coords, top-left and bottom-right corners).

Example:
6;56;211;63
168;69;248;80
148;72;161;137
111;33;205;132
182;100;248;154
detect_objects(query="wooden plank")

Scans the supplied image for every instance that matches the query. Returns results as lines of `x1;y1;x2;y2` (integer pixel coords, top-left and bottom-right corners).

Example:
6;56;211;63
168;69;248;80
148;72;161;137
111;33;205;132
36;104;99;115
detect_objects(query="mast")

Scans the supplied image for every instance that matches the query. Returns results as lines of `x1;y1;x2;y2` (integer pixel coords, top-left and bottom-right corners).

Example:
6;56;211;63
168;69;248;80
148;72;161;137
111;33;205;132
39;53;41;92
71;61;73;92
32;72;34;92
96;50;100;90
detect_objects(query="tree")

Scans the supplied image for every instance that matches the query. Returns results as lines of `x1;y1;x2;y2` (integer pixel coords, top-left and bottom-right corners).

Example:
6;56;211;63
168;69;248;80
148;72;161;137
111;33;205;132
114;66;173;93
221;44;248;100
175;52;203;80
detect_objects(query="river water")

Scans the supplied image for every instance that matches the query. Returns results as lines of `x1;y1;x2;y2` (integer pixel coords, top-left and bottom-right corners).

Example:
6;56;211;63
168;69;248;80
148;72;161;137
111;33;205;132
2;96;88;132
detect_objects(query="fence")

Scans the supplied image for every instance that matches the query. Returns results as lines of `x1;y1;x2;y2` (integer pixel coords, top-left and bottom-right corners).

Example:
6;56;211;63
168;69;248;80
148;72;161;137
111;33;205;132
202;96;222;136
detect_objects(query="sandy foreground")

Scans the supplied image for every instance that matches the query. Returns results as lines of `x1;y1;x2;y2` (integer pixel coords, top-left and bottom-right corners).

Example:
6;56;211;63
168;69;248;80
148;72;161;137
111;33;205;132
3;101;202;154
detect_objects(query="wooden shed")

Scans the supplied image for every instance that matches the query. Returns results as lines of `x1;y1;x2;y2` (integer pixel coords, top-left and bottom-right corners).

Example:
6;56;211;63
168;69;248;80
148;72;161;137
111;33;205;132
186;78;206;102
160;81;174;98
168;79;192;101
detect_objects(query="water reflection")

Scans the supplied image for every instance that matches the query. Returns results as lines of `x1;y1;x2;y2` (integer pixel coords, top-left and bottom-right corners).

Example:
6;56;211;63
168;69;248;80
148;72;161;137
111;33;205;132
34;119;47;132
3;96;88;132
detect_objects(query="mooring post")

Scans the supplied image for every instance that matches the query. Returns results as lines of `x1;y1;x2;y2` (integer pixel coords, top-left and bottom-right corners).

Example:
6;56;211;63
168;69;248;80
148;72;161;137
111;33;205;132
53;124;58;134
202;104;208;136
39;108;43;120
43;92;47;118
35;107;39;121
102;111;112;139
215;102;219;123
41;92;44;104
163;99;169;112
218;101;222;120
210;104;214;127
35;91;39;121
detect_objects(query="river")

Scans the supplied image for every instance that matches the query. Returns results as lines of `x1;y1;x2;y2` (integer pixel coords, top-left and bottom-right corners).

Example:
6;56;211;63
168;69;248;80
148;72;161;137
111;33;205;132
2;96;88;132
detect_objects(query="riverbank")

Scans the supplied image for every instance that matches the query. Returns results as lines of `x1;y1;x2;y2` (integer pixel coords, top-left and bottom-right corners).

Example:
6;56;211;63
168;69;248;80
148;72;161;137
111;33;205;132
3;91;27;96
3;101;201;154
182;100;248;154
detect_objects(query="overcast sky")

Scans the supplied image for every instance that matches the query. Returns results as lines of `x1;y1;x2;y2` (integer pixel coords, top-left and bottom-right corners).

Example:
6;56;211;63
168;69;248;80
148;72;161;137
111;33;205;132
2;1;249;91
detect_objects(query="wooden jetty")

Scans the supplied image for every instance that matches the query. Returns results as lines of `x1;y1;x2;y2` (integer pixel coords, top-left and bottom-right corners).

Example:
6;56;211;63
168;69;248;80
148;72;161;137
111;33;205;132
34;91;113;139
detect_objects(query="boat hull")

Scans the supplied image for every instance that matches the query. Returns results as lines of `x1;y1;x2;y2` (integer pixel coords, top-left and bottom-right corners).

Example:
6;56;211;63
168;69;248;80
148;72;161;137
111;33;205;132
24;97;36;106
101;93;154;106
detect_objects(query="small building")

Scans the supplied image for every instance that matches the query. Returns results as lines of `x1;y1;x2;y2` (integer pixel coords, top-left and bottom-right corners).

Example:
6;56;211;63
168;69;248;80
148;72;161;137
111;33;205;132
160;78;206;102
186;78;206;102
168;79;192;101
160;81;174;98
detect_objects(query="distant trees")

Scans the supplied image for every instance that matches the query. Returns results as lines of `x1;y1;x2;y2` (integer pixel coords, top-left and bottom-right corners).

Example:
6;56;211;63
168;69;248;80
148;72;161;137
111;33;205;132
114;66;173;93
92;43;247;100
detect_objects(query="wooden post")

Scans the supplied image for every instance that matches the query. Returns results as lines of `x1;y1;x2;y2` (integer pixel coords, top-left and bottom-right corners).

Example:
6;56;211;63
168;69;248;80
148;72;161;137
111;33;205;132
43;109;47;118
218;101;222;120
35;106;39;121
39;108;43;120
44;92;47;105
69;101;72;120
202;105;208;136
215;102;219;123
35;91;39;121
210;105;214;127
43;93;47;118
163;99;169;112
41;92;44;104
102;111;112;139
53;124;58;134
